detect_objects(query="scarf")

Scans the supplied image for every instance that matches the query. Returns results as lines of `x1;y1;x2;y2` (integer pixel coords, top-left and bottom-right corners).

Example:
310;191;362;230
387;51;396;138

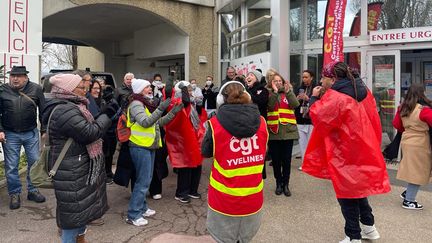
130;93;158;112
51;86;104;185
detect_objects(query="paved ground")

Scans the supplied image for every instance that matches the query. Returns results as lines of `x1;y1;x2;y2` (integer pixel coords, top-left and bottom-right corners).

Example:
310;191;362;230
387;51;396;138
0;155;431;243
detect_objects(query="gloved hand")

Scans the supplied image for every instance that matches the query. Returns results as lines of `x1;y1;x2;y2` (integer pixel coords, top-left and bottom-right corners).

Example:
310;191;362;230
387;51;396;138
170;103;184;115
100;102;119;118
157;97;171;111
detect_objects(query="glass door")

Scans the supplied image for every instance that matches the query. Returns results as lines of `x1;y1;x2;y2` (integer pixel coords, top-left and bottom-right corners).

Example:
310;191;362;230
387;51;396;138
367;50;400;147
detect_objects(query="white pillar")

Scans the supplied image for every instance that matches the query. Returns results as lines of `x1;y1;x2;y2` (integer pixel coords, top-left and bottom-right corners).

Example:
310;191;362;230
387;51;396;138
270;0;290;79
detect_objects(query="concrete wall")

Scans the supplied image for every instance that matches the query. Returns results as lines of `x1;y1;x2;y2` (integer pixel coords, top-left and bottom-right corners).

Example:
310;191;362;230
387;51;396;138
134;23;187;59
77;46;105;71
66;0;215;85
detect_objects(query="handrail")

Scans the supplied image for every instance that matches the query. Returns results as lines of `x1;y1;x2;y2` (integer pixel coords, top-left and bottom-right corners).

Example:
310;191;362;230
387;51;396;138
229;33;272;49
226;15;272;38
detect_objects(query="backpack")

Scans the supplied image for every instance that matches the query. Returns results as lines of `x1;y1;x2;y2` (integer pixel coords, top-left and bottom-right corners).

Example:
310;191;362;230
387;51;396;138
116;112;131;143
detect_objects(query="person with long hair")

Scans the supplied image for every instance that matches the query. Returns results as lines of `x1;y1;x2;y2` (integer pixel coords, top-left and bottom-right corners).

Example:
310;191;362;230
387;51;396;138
202;81;268;243
266;73;299;197
303;61;390;243
295;70;316;170
393;83;432;210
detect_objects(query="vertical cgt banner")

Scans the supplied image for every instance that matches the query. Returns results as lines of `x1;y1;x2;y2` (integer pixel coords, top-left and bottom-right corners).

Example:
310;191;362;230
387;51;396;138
323;0;347;67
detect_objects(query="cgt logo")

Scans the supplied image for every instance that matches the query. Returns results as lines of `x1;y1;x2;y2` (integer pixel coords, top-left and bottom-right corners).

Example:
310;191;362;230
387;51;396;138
229;135;259;155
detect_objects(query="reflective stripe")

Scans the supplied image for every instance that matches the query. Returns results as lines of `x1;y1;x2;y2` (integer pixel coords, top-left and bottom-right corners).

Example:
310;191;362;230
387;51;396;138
268;111;278;116
280;118;297;124
209;172;263;197
213;159;263;178
278;108;294;114
130;130;156;138
267;120;279;125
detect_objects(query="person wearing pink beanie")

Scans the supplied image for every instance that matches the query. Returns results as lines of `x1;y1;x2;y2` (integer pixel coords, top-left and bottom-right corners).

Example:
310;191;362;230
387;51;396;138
44;73;114;243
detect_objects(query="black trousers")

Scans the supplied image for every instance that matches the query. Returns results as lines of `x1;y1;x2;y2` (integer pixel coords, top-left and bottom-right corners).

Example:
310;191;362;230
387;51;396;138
337;198;375;240
268;139;294;186
149;169;162;196
103;135;117;178
175;166;202;197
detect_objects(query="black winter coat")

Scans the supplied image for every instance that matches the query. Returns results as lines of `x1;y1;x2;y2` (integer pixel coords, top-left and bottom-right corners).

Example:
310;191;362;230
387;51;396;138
0;81;45;133
246;82;269;120
202;84;218;109
43;99;111;229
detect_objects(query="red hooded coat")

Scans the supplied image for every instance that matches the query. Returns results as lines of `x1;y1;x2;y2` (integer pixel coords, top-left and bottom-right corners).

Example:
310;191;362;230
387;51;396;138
302;89;391;198
164;94;207;168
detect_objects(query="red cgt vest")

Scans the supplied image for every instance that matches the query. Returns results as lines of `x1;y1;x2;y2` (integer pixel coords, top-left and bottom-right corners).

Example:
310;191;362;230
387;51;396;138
208;116;268;216
267;93;296;134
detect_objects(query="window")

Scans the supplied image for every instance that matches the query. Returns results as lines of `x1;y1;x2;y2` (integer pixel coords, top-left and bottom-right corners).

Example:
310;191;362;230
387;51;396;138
290;0;303;42
246;0;271;55
373;0;432;30
307;0;361;40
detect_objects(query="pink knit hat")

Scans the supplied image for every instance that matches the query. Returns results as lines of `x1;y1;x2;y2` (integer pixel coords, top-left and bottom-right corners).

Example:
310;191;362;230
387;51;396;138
49;74;82;92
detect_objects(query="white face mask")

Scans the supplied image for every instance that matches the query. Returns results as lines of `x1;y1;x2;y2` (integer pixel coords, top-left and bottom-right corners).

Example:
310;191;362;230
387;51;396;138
206;80;212;86
191;84;197;89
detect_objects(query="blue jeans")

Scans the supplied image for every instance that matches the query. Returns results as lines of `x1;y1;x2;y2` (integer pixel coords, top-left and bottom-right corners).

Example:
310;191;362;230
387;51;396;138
406;183;420;202
128;146;155;220
61;226;86;243
2;128;40;195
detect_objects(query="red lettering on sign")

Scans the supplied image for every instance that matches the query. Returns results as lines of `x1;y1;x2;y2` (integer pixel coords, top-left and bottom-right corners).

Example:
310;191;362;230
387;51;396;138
12;20;25;32
9;55;20;67
13;39;24;51
14;1;24;14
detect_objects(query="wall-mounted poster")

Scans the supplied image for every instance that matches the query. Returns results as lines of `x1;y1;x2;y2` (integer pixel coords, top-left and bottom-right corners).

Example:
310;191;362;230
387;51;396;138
374;64;394;88
423;62;432;100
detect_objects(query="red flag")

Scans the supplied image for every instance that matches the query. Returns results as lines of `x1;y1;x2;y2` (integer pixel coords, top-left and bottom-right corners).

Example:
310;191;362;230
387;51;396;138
348;2;383;69
323;0;348;67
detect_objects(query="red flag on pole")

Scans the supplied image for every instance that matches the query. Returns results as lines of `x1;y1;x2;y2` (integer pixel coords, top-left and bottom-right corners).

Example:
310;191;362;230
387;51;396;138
347;2;383;70
323;0;348;67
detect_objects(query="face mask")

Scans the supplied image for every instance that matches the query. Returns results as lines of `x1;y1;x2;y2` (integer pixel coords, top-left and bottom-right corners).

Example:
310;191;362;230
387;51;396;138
144;94;154;99
153;80;164;89
206;80;212;86
191;84;197;89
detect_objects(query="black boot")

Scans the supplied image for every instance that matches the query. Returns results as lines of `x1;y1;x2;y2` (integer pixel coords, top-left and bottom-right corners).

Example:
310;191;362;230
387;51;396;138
275;183;283;195
283;184;291;197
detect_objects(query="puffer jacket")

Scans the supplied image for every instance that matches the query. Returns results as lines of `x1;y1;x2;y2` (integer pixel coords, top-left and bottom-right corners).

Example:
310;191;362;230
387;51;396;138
42;99;111;229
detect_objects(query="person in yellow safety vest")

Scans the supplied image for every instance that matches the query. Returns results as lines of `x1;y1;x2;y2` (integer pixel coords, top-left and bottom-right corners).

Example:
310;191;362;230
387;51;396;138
125;78;183;227
266;72;300;197
379;88;396;140
202;81;268;243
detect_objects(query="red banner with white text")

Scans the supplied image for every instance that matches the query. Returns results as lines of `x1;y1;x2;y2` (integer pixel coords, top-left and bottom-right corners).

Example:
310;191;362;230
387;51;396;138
347;2;383;70
323;0;347;67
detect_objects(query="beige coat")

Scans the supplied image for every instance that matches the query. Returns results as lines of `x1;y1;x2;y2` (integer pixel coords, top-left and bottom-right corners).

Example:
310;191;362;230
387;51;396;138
397;104;432;185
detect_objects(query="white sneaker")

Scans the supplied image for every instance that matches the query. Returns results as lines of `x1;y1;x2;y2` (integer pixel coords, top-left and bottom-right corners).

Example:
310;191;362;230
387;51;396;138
339;236;361;243
126;217;148;226
361;224;380;240
143;208;156;217
152;194;162;200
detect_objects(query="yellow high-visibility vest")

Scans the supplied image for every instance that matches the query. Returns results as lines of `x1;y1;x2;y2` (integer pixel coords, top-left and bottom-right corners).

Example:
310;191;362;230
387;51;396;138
127;105;162;147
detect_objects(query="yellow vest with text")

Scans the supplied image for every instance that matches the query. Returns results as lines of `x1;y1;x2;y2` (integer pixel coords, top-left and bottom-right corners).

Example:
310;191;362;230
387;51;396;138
127;105;162;148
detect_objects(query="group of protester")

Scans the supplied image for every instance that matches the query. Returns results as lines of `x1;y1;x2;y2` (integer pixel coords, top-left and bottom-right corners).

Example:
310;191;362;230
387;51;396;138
1;62;431;243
